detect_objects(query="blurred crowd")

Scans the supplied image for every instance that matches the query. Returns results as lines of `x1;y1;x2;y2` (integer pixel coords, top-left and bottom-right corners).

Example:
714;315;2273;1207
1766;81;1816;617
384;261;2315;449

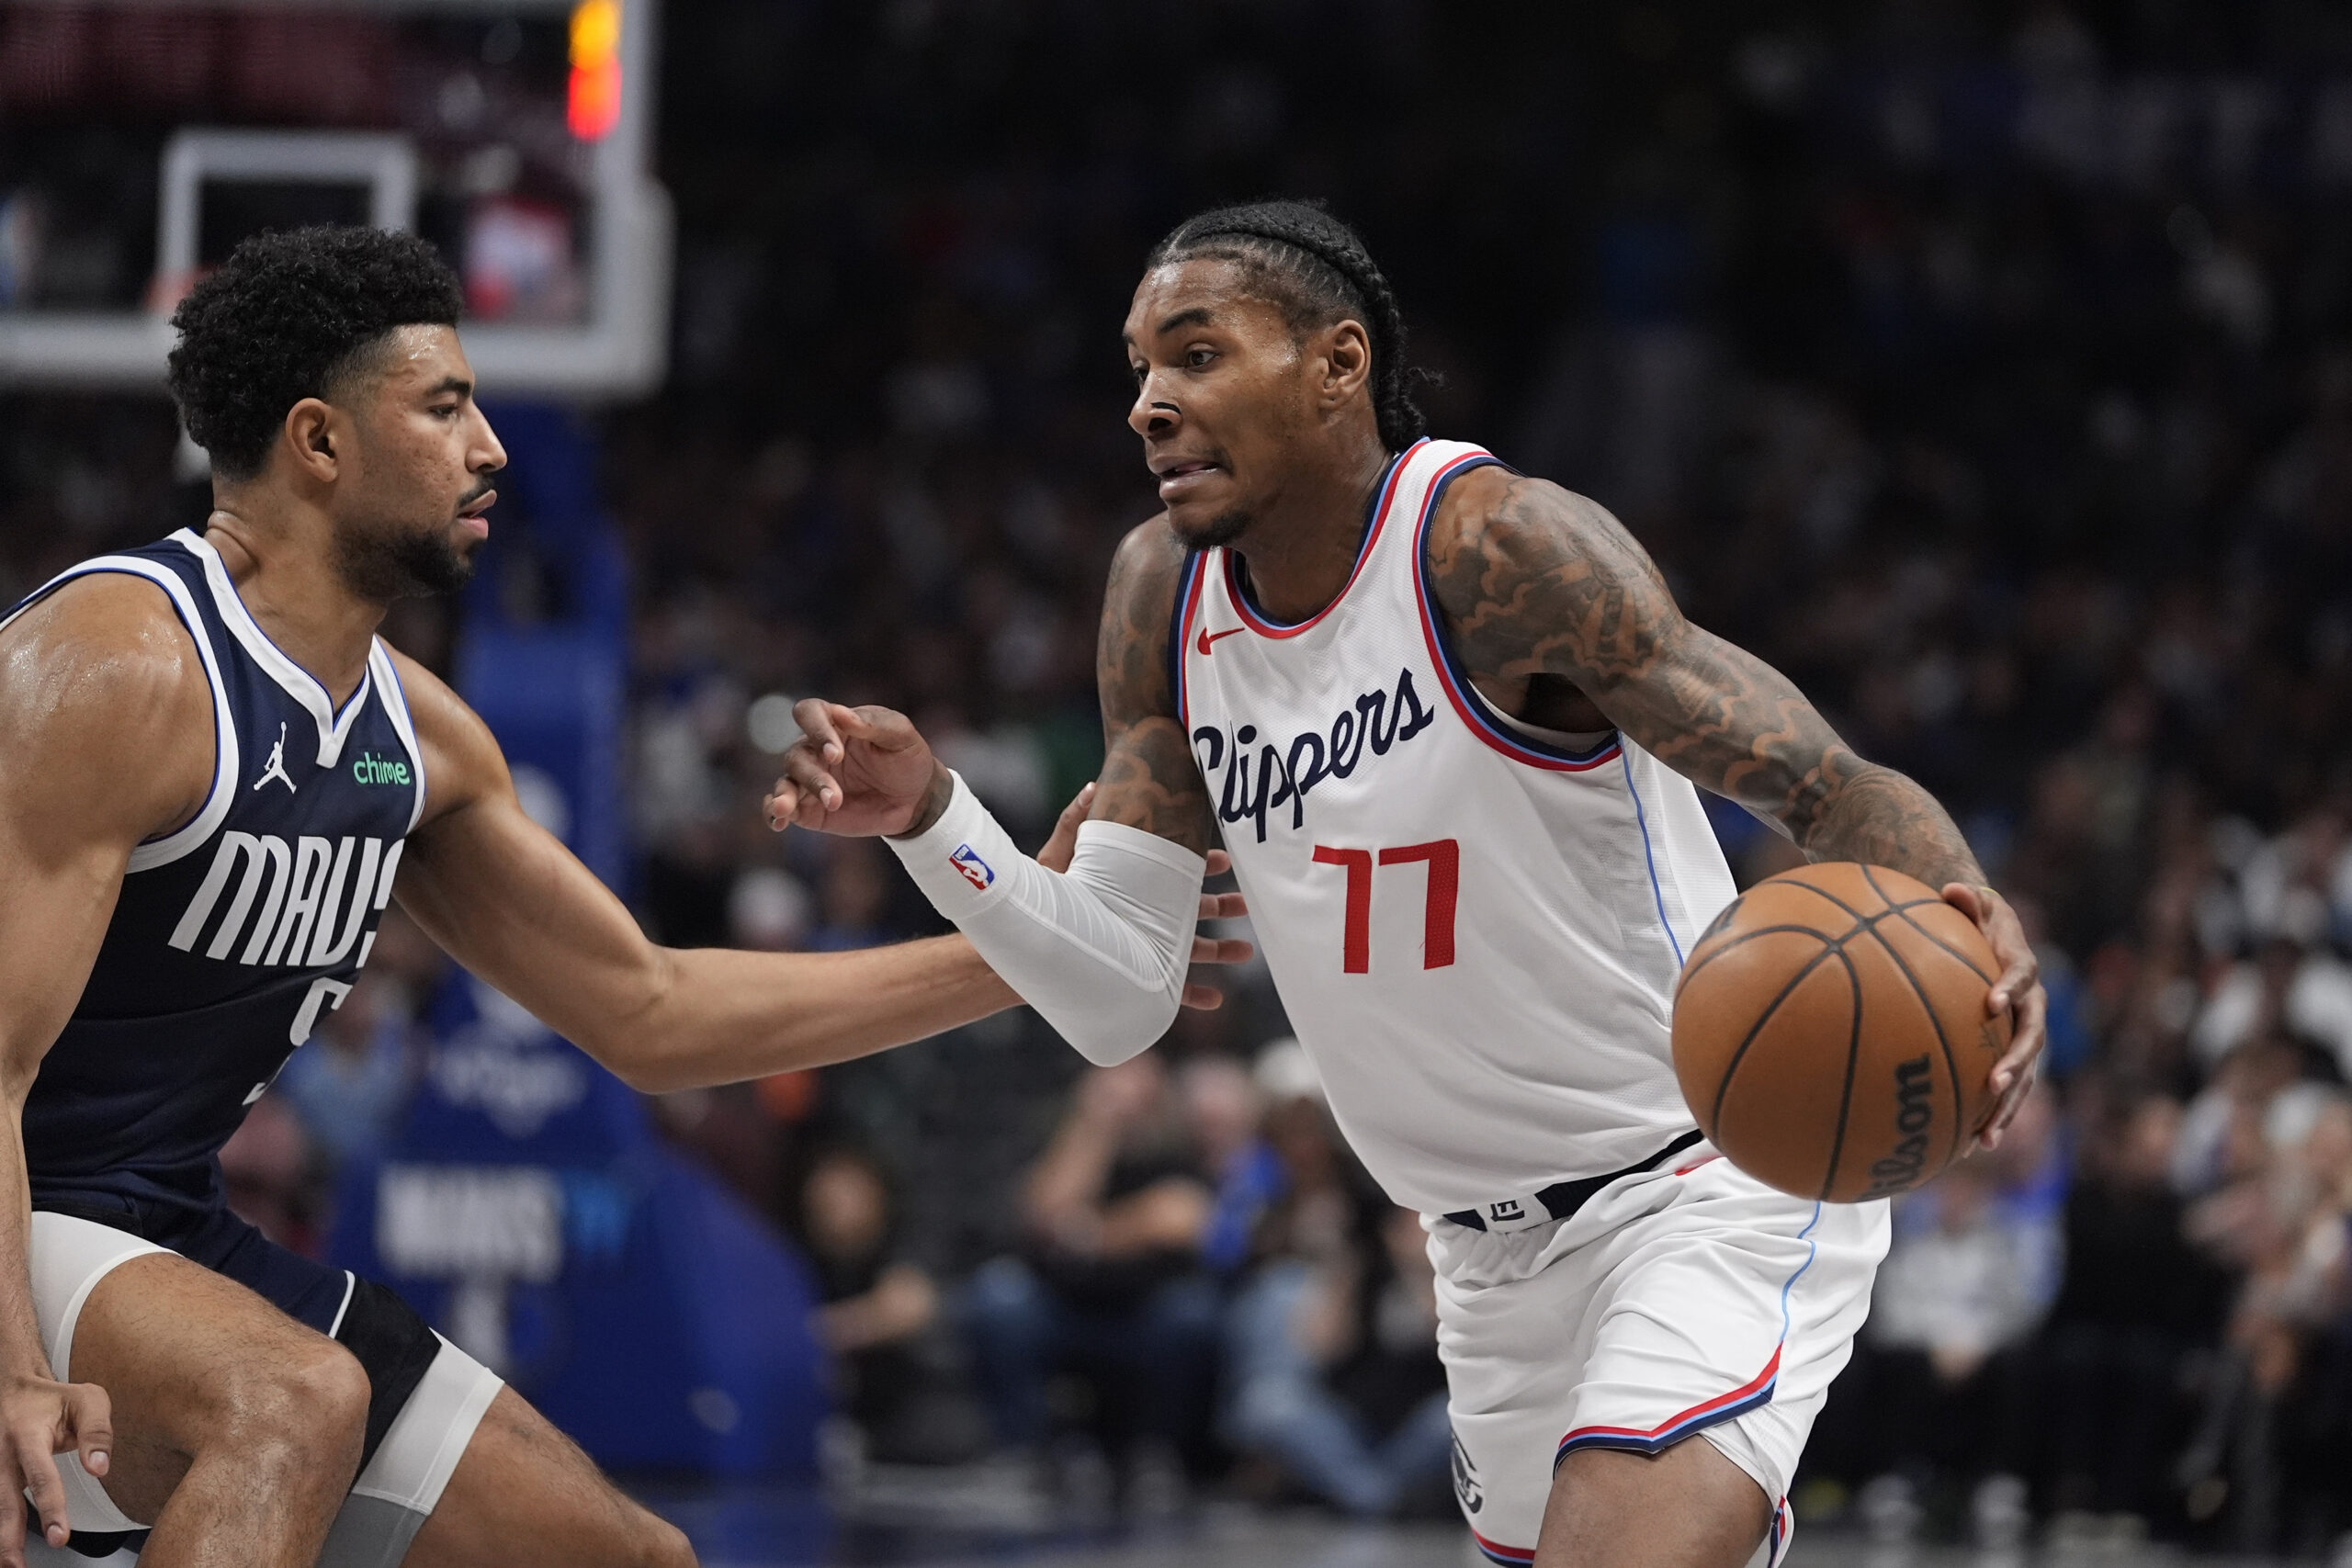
7;0;2352;1554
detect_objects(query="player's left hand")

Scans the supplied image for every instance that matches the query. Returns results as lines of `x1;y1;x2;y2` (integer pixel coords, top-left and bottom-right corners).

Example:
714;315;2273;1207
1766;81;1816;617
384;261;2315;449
1940;881;2046;1151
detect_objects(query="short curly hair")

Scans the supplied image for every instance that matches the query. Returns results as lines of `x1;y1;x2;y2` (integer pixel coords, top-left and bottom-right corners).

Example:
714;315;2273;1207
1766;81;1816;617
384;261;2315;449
166;227;464;480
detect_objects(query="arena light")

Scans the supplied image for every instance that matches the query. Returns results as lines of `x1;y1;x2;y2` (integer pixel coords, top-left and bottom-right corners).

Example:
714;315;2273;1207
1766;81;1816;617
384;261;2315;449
567;0;623;141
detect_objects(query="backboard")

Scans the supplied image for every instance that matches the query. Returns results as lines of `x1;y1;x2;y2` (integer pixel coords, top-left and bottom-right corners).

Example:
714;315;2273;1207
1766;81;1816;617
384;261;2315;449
0;0;671;400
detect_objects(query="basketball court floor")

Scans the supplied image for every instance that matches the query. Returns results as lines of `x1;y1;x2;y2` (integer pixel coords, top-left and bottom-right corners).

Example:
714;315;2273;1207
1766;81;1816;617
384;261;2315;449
640;1481;2288;1568
16;1475;2290;1564
664;1513;2276;1568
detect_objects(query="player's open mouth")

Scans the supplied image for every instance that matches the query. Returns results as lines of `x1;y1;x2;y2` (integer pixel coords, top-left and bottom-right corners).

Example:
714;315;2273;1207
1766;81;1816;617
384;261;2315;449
1156;460;1221;501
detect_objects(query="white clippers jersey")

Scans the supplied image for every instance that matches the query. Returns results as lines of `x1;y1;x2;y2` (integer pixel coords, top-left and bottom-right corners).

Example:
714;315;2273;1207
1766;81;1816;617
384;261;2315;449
1174;439;1739;1216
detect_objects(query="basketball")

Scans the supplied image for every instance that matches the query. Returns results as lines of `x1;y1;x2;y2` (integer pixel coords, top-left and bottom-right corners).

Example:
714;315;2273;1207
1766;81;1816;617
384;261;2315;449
1671;863;2008;1203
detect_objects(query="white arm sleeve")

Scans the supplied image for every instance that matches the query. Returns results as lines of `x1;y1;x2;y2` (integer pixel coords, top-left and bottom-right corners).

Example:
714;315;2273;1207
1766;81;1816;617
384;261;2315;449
884;772;1205;1065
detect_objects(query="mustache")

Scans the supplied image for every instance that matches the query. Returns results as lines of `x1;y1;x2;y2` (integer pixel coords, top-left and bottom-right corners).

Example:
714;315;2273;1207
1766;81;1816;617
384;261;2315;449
455;478;497;514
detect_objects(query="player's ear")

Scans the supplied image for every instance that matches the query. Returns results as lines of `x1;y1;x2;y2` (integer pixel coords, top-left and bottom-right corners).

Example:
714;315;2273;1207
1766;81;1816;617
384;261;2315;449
1319;320;1372;409
282;398;340;482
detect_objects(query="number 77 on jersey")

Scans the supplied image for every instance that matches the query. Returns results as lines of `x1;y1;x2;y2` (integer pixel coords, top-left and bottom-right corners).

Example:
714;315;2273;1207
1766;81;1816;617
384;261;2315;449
1310;839;1459;975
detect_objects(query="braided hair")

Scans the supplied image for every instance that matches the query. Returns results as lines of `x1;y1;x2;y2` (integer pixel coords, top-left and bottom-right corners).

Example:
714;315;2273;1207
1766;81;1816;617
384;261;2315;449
1145;199;1427;453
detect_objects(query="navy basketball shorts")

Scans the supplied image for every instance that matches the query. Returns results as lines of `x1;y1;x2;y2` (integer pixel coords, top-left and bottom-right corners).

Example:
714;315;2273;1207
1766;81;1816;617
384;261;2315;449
25;1204;501;1565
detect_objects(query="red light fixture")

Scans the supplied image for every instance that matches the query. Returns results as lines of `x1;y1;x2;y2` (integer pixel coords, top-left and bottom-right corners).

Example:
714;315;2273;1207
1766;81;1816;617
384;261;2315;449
567;0;621;141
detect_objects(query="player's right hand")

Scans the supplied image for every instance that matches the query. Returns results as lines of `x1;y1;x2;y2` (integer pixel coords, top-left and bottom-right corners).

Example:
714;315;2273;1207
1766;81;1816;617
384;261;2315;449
763;700;943;838
0;1368;111;1562
1941;881;2047;1151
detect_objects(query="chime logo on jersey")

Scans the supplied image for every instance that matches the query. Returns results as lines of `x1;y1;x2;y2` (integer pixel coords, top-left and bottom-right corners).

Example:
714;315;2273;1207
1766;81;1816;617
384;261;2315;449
1190;666;1437;841
949;843;995;891
167;831;403;968
350;750;412;786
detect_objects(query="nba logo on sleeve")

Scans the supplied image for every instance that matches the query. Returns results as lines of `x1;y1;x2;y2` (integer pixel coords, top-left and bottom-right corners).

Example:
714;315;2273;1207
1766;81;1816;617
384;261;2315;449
949;844;995;891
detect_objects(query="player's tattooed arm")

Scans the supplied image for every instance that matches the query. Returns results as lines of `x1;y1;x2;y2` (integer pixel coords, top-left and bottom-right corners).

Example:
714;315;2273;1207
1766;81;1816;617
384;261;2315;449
1087;519;1218;856
1427;469;1981;883
1430;469;2046;1145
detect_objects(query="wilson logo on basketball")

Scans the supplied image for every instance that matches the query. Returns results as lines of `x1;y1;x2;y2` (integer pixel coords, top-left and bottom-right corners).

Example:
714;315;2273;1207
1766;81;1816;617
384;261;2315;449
1862;1055;1937;1199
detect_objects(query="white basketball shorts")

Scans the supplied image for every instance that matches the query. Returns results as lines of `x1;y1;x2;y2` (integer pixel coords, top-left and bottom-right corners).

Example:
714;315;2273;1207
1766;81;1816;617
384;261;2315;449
25;1210;501;1565
1430;1148;1888;1568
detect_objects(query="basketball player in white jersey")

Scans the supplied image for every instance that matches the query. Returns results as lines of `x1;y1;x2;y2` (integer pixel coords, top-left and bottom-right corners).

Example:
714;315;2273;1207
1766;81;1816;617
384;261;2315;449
767;201;2047;1568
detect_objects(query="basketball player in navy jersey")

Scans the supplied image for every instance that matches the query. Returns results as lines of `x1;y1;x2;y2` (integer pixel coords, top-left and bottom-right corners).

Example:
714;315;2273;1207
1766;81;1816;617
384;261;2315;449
0;227;1247;1568
769;202;2050;1568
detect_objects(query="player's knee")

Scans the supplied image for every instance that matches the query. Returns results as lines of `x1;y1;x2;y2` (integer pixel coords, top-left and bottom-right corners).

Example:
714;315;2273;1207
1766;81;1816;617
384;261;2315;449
220;1337;369;1464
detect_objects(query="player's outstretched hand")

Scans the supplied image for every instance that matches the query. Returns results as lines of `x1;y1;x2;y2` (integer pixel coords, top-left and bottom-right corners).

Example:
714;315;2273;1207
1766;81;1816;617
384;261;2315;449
1035;783;1251;1013
1941;881;2047;1151
763;699;942;838
0;1369;111;1562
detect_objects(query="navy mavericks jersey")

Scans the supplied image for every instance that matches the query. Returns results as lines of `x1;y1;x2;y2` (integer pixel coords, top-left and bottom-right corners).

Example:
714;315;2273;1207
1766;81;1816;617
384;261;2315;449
1;529;424;1219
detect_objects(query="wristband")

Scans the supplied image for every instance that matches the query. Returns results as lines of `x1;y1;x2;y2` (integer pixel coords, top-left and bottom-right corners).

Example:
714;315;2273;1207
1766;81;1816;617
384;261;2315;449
886;771;1016;914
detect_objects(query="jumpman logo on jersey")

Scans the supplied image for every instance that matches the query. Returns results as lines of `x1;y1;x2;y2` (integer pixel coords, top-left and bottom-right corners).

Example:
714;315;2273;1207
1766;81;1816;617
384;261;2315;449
253;723;296;795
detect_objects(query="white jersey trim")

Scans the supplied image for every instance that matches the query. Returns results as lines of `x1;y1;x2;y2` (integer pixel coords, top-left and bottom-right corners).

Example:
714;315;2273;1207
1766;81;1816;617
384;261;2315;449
326;1269;359;1338
370;640;429;835
0;554;241;874
175;528;376;770
1218;439;1424;639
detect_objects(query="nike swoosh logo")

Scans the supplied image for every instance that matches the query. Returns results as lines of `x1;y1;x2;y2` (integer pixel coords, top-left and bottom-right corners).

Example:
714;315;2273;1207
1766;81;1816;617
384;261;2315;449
1196;626;1246;656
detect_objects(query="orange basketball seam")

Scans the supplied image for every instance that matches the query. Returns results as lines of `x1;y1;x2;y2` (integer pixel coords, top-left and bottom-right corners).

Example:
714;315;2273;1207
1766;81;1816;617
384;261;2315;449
1756;871;1930;928
1764;872;1877;904
1750;870;1937;923
1702;935;1845;1142
1872;875;2006;1157
1856;865;1971;1176
1875;895;1999;983
1772;869;1980;1189
1679;922;1858;995
1817;944;1866;1203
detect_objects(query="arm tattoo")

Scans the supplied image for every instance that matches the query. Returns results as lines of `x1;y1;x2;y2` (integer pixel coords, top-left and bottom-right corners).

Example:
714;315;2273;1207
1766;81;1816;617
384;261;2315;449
1427;473;1984;888
1092;522;1217;855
